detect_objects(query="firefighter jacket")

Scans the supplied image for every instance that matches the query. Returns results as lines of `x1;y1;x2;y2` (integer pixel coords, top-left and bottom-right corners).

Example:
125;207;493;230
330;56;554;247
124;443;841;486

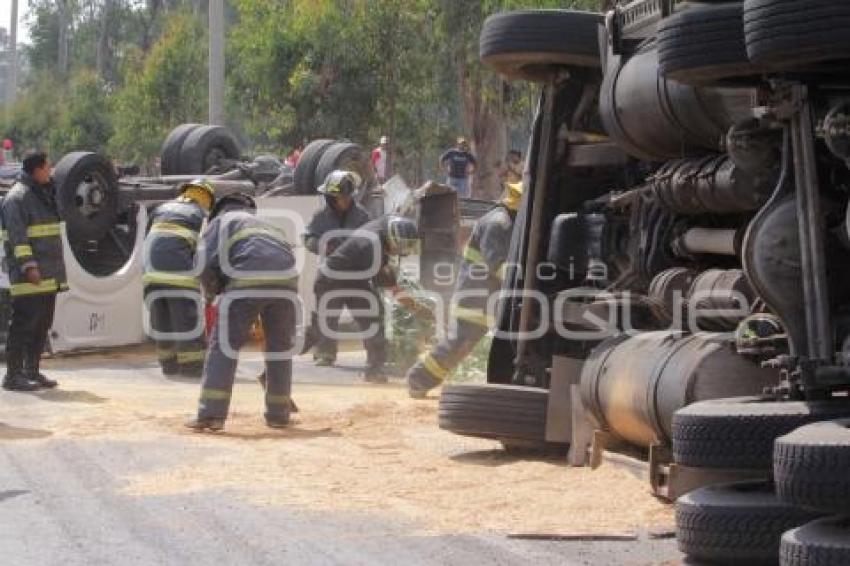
0;174;67;297
302;202;370;256
200;211;297;296
453;204;515;327
315;216;395;290
142;198;207;290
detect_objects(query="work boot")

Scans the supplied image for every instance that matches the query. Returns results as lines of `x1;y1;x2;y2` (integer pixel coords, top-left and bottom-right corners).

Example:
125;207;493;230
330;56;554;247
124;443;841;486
265;414;290;429
406;367;443;400
29;372;58;389
184;417;225;432
300;321;320;355
363;366;388;384
2;372;40;392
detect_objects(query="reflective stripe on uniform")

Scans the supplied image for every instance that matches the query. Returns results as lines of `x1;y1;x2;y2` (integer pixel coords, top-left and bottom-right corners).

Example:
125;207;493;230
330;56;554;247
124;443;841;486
266;394;292;405
200;388;231;401
157;348;177;362
10;278;59;297
228;277;298;290
419;353;449;381
142;272;201;289
176;350;205;364
14;244;33;258
26;222;62;238
453;306;493;328
0;229;8;241
463;244;486;266
496;262;507;281
150;222;198;244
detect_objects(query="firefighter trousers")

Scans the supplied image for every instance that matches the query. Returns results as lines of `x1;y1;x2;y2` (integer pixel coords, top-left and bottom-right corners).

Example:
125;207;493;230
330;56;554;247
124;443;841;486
6;292;56;376
407;318;489;392
314;279;386;369
198;293;295;422
146;286;206;376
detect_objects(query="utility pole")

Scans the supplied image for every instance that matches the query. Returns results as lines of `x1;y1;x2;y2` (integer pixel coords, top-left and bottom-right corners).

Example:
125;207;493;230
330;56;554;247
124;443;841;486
6;0;18;108
208;0;225;125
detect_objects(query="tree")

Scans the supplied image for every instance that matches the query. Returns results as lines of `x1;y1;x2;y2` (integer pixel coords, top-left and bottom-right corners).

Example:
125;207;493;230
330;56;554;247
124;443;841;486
51;70;113;154
109;11;207;165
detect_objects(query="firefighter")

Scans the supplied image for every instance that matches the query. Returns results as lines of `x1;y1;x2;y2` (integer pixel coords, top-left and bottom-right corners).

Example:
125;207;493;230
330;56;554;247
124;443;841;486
406;182;523;399
143;179;215;378
0;152;66;391
307;214;419;383
303;170;371;367
186;193;298;432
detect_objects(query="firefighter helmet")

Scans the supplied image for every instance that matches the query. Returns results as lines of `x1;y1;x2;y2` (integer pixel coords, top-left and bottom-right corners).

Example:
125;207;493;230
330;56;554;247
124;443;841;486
179;179;216;210
317;170;361;197
210;193;256;219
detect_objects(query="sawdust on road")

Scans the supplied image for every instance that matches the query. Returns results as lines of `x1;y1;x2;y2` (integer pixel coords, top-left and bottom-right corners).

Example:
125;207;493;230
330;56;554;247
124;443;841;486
9;351;673;537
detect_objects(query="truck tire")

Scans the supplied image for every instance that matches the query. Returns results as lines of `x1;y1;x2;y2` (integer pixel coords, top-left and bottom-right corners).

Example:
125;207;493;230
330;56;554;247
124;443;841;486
658;3;759;85
677;481;822;566
774;419;850;514
438;384;564;450
672;397;850;470
480;10;604;82
160;123;201;176
177;125;241;175
294;139;335;194
781;516;850;566
314;142;374;198
54;152;120;242
744;0;850;68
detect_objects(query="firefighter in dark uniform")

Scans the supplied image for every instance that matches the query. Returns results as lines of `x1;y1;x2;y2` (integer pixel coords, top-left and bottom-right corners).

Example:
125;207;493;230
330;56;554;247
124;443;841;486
308;214;419;382
186;194;298;432
143;180;214;378
303;170;371;367
406;182;523;398
1;152;66;391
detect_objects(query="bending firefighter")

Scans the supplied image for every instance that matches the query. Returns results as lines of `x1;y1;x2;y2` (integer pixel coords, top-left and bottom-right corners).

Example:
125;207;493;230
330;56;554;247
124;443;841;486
302;170;371;367
187;194;298;432
406;182;523;399
0;152;67;391
306;213;419;382
143;180;214;378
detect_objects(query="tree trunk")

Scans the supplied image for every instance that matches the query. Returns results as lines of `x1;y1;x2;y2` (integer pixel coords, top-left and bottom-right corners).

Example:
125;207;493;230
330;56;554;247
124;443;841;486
96;0;115;82
57;0;71;75
456;38;506;201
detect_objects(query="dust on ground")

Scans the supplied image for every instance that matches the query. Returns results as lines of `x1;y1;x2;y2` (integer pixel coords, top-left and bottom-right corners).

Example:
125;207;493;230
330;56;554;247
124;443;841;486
13;352;674;536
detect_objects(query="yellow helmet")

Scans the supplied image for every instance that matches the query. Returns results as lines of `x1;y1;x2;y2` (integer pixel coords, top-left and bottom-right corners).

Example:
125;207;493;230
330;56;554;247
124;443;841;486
502;181;524;211
180;179;216;211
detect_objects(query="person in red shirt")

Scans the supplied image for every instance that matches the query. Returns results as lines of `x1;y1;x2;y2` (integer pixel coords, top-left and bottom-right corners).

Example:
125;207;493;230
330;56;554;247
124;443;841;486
372;136;389;184
284;142;303;168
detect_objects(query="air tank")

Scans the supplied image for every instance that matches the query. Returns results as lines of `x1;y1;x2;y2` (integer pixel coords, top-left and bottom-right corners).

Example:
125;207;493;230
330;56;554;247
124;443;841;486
599;45;753;162
580;331;778;447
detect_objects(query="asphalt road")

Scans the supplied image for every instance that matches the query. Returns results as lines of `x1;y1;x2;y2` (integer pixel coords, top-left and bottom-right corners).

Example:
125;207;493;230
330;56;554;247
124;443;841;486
0;349;680;566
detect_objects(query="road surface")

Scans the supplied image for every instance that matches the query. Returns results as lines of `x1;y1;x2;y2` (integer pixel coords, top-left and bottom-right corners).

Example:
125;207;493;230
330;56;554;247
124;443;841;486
0;347;680;565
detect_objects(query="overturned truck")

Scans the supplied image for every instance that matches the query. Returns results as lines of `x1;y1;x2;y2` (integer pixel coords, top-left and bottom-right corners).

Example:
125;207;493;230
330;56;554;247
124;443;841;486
0;125;380;352
439;1;850;562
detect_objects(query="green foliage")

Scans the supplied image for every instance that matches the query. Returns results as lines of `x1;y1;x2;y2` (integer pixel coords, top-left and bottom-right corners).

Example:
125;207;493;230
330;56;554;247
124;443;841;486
449;334;492;383
3;0;603;171
386;275;438;374
51;70;114;154
109;12;207;166
0;69;111;157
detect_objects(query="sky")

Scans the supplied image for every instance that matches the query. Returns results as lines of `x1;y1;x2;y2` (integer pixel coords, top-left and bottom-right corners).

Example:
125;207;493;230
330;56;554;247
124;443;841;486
0;1;32;46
